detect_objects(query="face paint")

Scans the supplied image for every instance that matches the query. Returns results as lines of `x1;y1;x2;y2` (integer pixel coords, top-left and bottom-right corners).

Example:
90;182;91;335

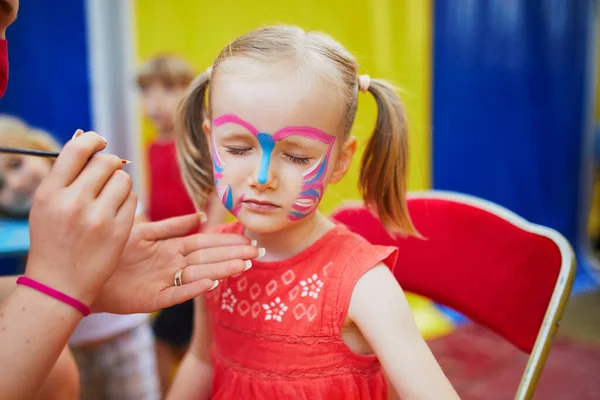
212;135;225;184
216;183;244;216
256;133;275;184
212;114;336;220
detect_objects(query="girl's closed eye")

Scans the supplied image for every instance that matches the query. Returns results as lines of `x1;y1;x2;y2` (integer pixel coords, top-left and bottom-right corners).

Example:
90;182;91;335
284;153;311;165
225;147;252;156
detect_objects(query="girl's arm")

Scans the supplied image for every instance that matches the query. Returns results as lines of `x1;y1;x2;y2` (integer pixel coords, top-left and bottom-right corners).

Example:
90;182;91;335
167;296;213;400
348;264;460;400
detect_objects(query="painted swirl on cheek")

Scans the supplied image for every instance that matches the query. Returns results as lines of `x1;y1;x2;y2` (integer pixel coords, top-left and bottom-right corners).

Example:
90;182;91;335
212;136;224;184
289;154;330;220
288;140;335;220
216;183;244;216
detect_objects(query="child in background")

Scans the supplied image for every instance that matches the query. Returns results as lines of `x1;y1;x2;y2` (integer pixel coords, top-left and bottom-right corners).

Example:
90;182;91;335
168;26;459;399
137;55;226;394
0;116;160;400
0;116;58;218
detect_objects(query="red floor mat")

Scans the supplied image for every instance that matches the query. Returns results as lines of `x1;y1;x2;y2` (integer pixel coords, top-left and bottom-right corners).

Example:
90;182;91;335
427;324;600;399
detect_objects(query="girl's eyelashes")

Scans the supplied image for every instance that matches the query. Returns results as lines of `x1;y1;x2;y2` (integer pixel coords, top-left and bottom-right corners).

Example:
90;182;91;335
284;154;311;165
224;146;311;165
225;147;252;156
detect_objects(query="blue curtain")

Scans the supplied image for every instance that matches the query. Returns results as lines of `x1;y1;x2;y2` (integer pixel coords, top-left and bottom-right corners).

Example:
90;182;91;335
0;0;91;274
0;0;91;144
433;0;598;291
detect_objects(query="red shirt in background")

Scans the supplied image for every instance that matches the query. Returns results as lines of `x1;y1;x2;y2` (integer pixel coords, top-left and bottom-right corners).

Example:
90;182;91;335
147;140;196;222
0;39;8;97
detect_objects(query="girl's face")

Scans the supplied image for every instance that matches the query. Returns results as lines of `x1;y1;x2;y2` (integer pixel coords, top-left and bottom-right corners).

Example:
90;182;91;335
0;154;52;216
207;61;356;234
140;82;187;134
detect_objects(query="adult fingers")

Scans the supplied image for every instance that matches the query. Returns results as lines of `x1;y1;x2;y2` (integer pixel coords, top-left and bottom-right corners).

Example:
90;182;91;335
46;131;107;188
95;170;133;214
180;233;253;256
70;153;123;199
138;213;205;242
180;259;251;284
185;245;261;266
157;279;218;309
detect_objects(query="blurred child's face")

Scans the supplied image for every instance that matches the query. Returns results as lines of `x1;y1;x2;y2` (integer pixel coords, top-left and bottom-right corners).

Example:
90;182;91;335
207;61;353;234
140;82;187;134
0;154;51;216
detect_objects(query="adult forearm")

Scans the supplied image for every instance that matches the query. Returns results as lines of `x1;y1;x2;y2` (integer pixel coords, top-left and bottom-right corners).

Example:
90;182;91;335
0;275;17;303
0;285;82;399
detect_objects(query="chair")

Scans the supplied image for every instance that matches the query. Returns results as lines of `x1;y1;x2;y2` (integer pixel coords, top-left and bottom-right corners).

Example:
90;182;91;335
331;191;575;400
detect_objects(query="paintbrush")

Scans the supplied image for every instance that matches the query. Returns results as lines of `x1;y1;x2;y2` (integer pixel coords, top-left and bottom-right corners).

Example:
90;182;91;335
0;147;132;164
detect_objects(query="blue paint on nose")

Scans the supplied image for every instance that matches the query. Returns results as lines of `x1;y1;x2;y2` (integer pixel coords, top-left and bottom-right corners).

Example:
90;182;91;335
257;133;275;184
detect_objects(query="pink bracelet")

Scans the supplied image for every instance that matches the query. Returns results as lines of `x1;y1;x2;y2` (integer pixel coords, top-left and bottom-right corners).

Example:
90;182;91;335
16;276;90;316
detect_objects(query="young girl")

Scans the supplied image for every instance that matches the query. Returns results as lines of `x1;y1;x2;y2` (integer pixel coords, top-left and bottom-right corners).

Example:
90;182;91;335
169;25;459;399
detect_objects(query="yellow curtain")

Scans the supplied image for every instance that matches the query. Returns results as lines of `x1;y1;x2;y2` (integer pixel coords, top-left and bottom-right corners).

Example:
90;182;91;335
134;0;431;213
588;20;600;240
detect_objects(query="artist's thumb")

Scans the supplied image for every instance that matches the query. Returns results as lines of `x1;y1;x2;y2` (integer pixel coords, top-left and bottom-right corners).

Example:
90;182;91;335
139;212;206;241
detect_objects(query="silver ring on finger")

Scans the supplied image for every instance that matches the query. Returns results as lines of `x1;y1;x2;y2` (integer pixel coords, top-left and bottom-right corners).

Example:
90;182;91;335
174;269;184;287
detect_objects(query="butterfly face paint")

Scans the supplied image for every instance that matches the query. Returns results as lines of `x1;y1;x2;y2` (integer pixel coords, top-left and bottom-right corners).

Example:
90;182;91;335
211;132;244;216
212;114;336;220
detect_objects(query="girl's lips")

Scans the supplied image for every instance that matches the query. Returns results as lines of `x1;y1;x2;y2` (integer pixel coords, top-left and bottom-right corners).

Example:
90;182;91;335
243;199;280;213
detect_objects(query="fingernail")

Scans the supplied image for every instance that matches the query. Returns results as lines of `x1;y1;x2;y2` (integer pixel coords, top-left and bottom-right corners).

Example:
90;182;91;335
209;280;219;291
244;260;252;271
121;159;133;165
198;212;208;224
257;248;266;258
99;135;108;144
250;240;257;247
72;129;84;139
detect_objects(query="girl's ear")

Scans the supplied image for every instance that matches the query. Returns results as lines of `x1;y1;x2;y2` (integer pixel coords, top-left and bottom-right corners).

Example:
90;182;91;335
329;136;357;184
202;119;211;138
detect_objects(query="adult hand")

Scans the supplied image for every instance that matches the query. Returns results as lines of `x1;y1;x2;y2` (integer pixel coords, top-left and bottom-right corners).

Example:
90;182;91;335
0;0;18;37
92;213;260;314
26;131;137;307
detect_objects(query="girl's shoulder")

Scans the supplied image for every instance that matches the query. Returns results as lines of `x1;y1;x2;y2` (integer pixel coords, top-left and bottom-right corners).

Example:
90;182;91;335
327;222;398;273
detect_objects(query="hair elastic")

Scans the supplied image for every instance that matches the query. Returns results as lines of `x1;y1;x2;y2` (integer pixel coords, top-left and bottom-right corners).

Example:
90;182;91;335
16;276;90;316
358;74;371;92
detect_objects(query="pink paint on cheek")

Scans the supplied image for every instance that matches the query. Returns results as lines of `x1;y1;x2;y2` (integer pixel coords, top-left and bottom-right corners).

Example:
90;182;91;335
231;194;245;216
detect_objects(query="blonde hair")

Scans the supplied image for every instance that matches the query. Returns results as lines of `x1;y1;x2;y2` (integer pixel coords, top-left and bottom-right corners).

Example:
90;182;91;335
136;54;196;90
176;25;416;235
0;116;60;160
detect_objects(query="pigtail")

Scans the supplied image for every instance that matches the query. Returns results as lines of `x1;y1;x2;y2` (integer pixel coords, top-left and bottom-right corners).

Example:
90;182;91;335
359;79;417;236
175;70;213;211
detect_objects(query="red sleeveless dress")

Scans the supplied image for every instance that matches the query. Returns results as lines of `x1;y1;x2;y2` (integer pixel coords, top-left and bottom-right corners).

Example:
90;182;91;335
204;222;398;399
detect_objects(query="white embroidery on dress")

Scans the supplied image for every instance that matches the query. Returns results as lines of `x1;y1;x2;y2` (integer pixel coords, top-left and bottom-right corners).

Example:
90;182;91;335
300;273;324;299
221;288;237;313
262;297;288;322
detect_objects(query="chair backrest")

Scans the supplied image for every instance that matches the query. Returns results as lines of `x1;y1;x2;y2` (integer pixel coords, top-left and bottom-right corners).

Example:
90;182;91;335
331;191;574;354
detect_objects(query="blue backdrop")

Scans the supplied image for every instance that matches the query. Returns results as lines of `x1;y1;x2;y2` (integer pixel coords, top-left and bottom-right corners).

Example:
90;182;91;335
0;0;91;274
432;0;598;291
0;0;91;144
